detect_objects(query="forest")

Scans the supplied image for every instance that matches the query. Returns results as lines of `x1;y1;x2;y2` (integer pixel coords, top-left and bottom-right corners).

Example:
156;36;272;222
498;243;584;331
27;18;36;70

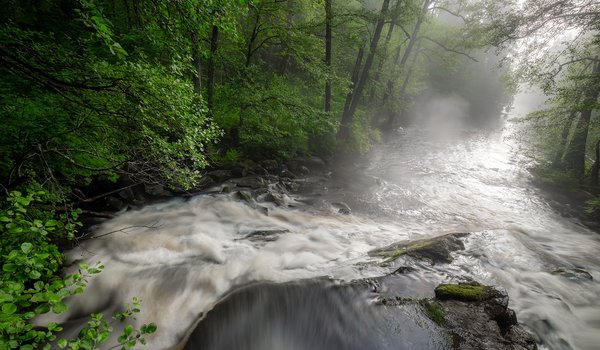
1;0;599;349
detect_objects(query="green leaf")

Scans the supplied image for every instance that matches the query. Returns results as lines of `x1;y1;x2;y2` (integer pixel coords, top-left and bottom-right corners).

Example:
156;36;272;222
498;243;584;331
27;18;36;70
20;345;33;350
52;301;68;314
2;303;17;315
21;242;33;254
123;324;133;337
35;304;50;314
144;323;157;334
3;264;17;272
29;270;42;279
45;220;58;227
57;339;68;349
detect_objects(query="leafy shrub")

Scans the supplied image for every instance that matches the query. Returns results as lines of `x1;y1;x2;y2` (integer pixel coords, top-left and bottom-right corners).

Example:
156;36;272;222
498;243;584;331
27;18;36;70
0;185;155;350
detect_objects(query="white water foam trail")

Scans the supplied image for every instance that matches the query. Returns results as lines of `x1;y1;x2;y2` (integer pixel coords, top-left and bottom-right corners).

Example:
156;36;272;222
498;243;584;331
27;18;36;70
37;195;409;349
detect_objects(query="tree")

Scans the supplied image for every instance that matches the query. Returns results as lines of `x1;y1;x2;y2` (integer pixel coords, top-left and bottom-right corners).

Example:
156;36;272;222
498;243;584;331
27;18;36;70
338;0;391;140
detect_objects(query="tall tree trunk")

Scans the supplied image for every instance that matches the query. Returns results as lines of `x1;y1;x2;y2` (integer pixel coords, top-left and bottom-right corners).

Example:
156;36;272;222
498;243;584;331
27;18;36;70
207;25;219;112
564;61;600;176
342;46;365;121
368;0;402;104
382;0;431;130
552;110;578;169
132;0;141;28
325;0;332;113
337;0;391;140
246;10;261;67
191;32;202;94
122;0;132;29
383;40;422;129
591;138;600;186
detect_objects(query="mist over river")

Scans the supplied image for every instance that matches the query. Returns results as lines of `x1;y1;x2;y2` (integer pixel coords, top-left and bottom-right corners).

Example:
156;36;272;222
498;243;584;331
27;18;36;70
40;94;600;350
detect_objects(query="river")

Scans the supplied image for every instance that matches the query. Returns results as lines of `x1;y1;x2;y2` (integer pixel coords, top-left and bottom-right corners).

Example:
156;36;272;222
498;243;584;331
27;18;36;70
41;94;600;350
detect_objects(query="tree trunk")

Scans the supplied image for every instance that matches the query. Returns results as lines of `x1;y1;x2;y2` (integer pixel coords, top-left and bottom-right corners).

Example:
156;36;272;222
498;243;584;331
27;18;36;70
246;11;261;67
337;0;391;140
207;25;219;112
552;110;578;169
191;32;202;94
383;40;422;130
341;46;365;121
591;138;600;186
368;0;401;104
382;0;431;130
122;0;132;29
563;61;600;176
325;0;332;113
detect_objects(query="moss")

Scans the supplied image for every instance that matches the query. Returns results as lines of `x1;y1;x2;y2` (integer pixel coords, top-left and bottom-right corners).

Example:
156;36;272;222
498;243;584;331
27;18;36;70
420;300;445;324
434;283;491;302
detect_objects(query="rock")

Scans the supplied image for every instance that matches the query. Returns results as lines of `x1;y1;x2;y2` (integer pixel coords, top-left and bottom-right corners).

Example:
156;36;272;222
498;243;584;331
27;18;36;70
435;282;507;303
298;156;326;171
105;196;126;211
427;282;537;350
184;278;537;350
333;202;351;215
370;232;468;265
241;229;289;242
207;170;233;182
232;176;266;189
551;267;593;281
234;191;253;203
262;192;285;206
196;175;215;188
260;160;282;174
257;205;269;216
144;183;172;197
118;187;137;202
279;169;296;179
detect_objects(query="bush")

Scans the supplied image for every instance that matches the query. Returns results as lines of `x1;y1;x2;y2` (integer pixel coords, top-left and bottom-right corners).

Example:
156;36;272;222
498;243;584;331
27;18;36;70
0;185;155;350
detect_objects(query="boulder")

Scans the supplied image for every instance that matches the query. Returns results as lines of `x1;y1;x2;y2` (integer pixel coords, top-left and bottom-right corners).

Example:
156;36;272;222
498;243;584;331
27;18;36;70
370;232;468;265
207;170;234;182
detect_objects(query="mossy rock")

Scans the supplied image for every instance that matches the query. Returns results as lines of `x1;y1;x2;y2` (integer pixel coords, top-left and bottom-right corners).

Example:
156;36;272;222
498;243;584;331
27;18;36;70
420;299;445;325
369;232;468;264
434;282;503;302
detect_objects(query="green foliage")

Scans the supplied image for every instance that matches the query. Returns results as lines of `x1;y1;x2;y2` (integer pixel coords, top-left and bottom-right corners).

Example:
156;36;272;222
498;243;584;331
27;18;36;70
0;186;155;349
584;197;600;218
57;298;157;350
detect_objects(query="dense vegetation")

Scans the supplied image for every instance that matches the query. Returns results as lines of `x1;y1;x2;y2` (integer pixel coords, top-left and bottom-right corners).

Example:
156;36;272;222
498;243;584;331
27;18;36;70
0;0;598;348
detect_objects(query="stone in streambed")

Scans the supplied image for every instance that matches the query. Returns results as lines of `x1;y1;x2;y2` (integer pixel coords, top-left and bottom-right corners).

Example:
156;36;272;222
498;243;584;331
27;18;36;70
369;232;468;265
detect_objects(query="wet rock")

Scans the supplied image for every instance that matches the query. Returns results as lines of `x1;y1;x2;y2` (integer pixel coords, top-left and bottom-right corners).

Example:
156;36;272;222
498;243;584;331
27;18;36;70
184;278;537;350
144;183;172;197
427;282;537;350
257;205;269;216
333;202;351;215
392;266;416;274
207;170;233;182
232;176;266;189
196;175;215;188
105;196;126;211
260;160;283;174
551;267;593;281
234;191;253;203
279;169;296;179
262;192;285;206
370;232;468;265
242;229;290;242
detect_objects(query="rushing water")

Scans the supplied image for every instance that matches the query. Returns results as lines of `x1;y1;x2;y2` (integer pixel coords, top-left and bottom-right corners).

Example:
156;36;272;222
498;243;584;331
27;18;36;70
40;98;600;350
